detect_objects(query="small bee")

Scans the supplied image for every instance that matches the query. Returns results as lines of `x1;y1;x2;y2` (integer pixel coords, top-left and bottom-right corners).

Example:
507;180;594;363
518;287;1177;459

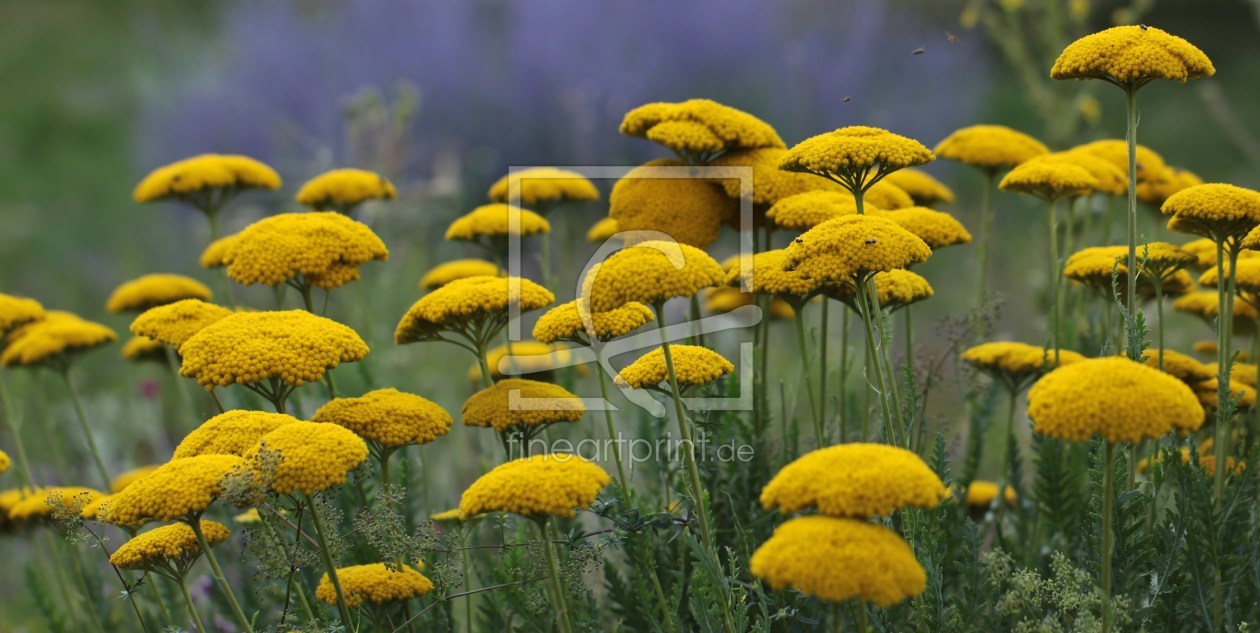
843;96;852;104
1140;24;1148;30
794;237;804;244
913;48;926;56
864;238;878;245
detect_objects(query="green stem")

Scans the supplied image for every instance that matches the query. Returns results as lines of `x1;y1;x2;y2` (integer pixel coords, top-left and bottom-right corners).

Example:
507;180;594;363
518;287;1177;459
537;518;574;633
792;311;822;446
164;345;198;428
977;170;996;308
856;601;869;633
1124;86;1139;345
209;389;225;414
1214;241;1233;507
190;518;254;633
1156;282;1165;370
305;493;353;627
839;306;849;442
177;575;208;633
0;370;39;487
61;369;111;489
996;387;1019;528
596;368;631;500
259;514;317;625
1102;442;1115;633
460;525;475;633
1048;198;1061;365
820;297;830;443
858;278;899;446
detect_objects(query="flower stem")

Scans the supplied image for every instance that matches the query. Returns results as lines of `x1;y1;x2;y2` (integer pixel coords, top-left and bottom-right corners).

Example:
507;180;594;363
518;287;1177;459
164;345;198;428
792;311;822;446
977;170;996;308
189;518;254;633
0;370;39;487
839;306;849;442
177;574;208;633
61;369;111;489
537;518;574;633
1101;442;1115;633
820;297;830;442
1124;86;1139;346
305;493;353;627
595;368;631;500
856;601;869;633
1155;282;1165;370
1047;198;1062;365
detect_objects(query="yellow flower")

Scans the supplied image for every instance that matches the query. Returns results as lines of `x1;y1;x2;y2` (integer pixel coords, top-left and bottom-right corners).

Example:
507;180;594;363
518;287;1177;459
864;181;915;210
109;520;231;571
0;488;38;528
312;388;452;448
1193;340;1250;361
780;126;935;192
609;159;734;249
104;455;244;526
462;378;585;432
487;168;599;208
0;293;45;335
760;443;948;518
882;168;955;206
0;450;9;475
1192;378;1256;412
725;249;823;300
1;313;116;368
133;154;281;205
419;259;501;290
586;217;620;243
532;300;655;344
200;233;240;269
7;487;102;522
130;299;233;351
80;494;115;521
703;287;796;319
296;168;397;211
934;125;1050;171
827;270;934;313
234;508;263;524
1027;357;1204;443
106;274;213;313
781;215;932;285
395;276;554;343
963;481;1016;508
1051;25;1215;87
620;99;784;160
1231;362;1258;388
316;563;434;607
1197;259;1260;296
962;342;1086;391
246;422;368;495
766;191;863;231
1074;139;1168;186
1063;243;1195;297
121;336;167;363
584;241;724;312
615;345;734;390
999;160;1097;201
1138;167;1203;208
111;465;161;493
471;341;581;382
1174;290;1260;324
226;212;389;290
1144;350;1215;385
750;515;926;607
445;204;550;241
179;311;369;389
707;147;844;211
174;410;300;458
430;508;464;522
875;207;972;250
1162;184;1260;240
1029;151;1128;197
459;453;609;519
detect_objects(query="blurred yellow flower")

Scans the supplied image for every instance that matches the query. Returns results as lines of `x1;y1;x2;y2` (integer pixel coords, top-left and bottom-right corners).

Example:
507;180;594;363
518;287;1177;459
781;215;932;285
827;269;934;313
609;159;734;249
876;207;972;250
934;125;1049;172
999;160;1097;201
133;154;281;206
962;342;1086;389
131;299;234;351
1143;350;1214;386
419;259;501;290
964;481;1017;508
296;168;396;212
395;276;554;343
586;217;620;243
620;99;784;161
200;233;240;269
462;378;585;432
0;294;45;335
766;191;862;231
882;168;955;206
107;274;212;313
487;167;599;208
7;486;102;522
584;241;724;312
445;204;550;241
120;336;167;363
111;465;161;493
533;300;654;345
1;312;116;368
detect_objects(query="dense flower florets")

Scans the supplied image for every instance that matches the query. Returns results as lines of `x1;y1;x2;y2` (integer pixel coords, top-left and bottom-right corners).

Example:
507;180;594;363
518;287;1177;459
296;168;396;210
395;276;554;343
725;249;823;299
0;294;44;335
487;168;600;207
1;312;116;367
312;388;452;448
179;311;368;388
781;214;932;284
419;259;502;290
105;455;244;526
246;423;368;495
317;563;435;607
7;487;102;522
106;274;213;313
130;299;234;350
445;204;550;241
876;207;971;250
459;453;610;519
827;270;934;312
963;342;1086;388
1050;25;1215;86
765;191;862;230
707;147;844;209
615;345;734;390
174;410;301;459
109;520;231;570
462;379;585;432
532;300;655;344
133;154;281;204
226;212;389;289
620;99;784;159
760;443;948;518
999;160;1097;201
780;126;935;187
584;241;724;312
933;125;1049;171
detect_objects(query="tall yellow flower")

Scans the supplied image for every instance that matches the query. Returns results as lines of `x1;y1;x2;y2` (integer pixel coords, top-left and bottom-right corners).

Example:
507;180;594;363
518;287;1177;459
780;126;935;210
608;158;735;248
765;191;863;231
620;98;784;163
296;168;396;215
461;378;585;437
130;299;234;351
458;453;609;519
133;154;281;239
173;410;301;459
487;168;599;210
583;241;724;313
110;520;231;574
104;455;244;526
615;345;734;391
244;422;368;495
312;388;452;485
1051;26;1214;88
760;443;948;518
316;563;434;608
532;300;655;346
0;312;116;369
106;274;213;313
444;203;550;241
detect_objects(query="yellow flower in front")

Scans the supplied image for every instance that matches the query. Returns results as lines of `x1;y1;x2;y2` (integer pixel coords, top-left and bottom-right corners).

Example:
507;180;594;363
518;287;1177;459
1027;357;1204;443
245;422;368;495
395;276;554;343
316;563;435;607
111;465;161;493
609;159;735;249
226;212;389;290
583;241;724;312
7;487;102;522
419;259;501;290
615;345;734;390
0;312;116;368
487;167;599;208
133;154;281;206
312;388;452;448
620;99;784;161
999;160;1097;201
760;443;948;518
706;147;844;213
459;453;610;519
296;168;397;212
766;191;862;231
750;515;926;607
780;126;935;193
106;274;213;313
104;455;244;526
532;300;654;345
444;204;550;241
109;520;231;572
0;293;45;335
1162;183;1260;240
461;379;585;432
882;168;955;206
1051;25;1215;88
781;214;932;285
934;125;1049;172
875;207;972;250
174;410;301;458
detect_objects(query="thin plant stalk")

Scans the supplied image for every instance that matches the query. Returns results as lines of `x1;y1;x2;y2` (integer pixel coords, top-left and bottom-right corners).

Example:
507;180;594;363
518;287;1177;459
1101;442;1115;633
820;298;830;443
0;370;38;487
995;387;1019;530
189;518;255;633
305;493;353;627
831;602;842;633
855;289;898;446
1213;240;1238;507
839;307;849;442
856;601;869;633
177;575;208;633
537;518;574;633
976;170;997;308
1047;198;1062;365
595;368;631;499
1123;86;1139;344
61;369;111;489
792;310;822;445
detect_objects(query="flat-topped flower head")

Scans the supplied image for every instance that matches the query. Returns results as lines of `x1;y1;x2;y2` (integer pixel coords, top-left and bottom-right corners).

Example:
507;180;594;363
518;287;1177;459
1231;362;1259;388
419;259;501;290
864;181;915;210
875;208;972;250
1;313;116;368
882;168;955;206
766;191;863;231
0;294;44;335
1028;357;1204;443
245;422;368;495
105;455;244;526
200;233;240;269
584;241;724;312
121;336;166;363
444;204;550;241
174;410;300;458
827;270;934;313
1032;151;1128;197
1051;25;1215;88
760;443;948;517
296;168;396;212
106;274;212;313
703;287;796;320
781;214;932;285
459;453;610;519
707;147;844;211
487;168;599;208
111;466;160;493
1063;243;1195;297
133;154;281;207
586;217;620;243
533;300;654;344
725;249;824;301
1074;139;1168;185
620;99;784;162
1175;291;1260;332
317;563;434;607
780;126;935;193
934;125;1050;171
7;487;102;522
1193;378;1257;412
395;276;554;343
227;212;389;290
1162;183;1260;241
109;520;231;572
615;345;734;390
471;341;580;382
1144;350;1215;385
1139;167;1203;207
312;388;452;448
750;515;926;607
964;481;1017;508
0;450;9;475
179;311;368;389
462;378;584;432
963;342;1086;391
609;159;735;249
999;160;1097;202
130;299;233;351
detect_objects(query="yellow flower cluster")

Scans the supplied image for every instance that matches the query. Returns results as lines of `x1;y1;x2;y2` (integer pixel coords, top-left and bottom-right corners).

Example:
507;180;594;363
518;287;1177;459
7;487;102;522
445;204;551;241
1063;244;1194;295
109;520;231;570
725;249;822;299
1162;184;1260;236
0;449;9;474
295;168;397;210
106;274;213;313
473;341;581;381
586;217;620;243
246;423;368;495
609;159;735;248
395;276;554;342
584;241;724;312
1232;362;1259;388
111;465;160;493
1144;350;1215;385
133;154;281;204
226;212;389;289
459;453;610;519
615;345;734;389
121;336;166;363
779;126;935;183
487;168;599;207
707;147;843;209
964;481;1017;508
312;388;452;448
749;515;926;607
1027;357;1204;443
180;311;367;388
419;259;501;290
199;234;239;269
703;287;796;319
1192;378;1256;412
1075;139;1168;185
760;443;948;517
130;299;233;350
462;378;585;432
1;312;116;367
173;410;300;458
765;191;862;231
864;181;914;210
828;270;934;312
1030;151;1128;197
962;341;1085;383
532;299;654;344
999;160;1097;201
316;563;435;607
933;125;1049;171
620;99;784;157
1051;25;1215;86
1174;291;1260;323
782;215;932;284
105;455;244;526
882;168;955;206
1138;167;1203;207
79;494;115;521
0;293;44;334
876;208;972;250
